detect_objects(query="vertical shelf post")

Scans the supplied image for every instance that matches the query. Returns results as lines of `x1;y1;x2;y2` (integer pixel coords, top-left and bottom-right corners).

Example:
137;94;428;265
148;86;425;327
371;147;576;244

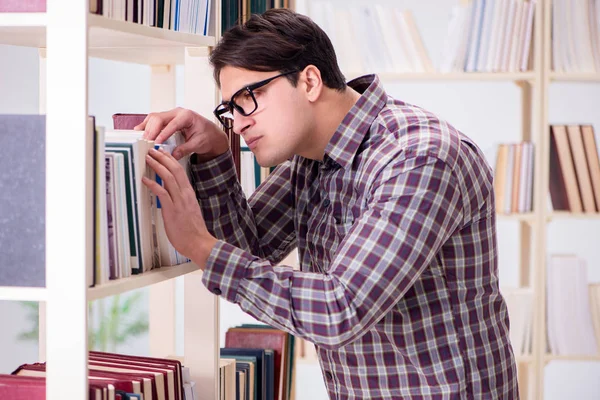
45;0;90;398
183;47;220;400
532;0;552;398
148;64;178;359
38;48;47;364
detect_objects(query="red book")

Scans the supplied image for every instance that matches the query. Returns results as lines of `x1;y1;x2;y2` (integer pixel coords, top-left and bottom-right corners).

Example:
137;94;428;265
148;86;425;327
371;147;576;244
0;0;45;12
226;327;289;400
112;113;147;130
0;374;45;399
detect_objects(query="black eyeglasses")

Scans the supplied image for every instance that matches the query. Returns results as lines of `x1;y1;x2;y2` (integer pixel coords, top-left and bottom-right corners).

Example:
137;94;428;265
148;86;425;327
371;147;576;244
213;70;298;129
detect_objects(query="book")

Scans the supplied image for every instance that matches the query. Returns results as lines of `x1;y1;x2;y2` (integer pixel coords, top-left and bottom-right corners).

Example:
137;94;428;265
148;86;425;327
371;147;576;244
0;115;46;287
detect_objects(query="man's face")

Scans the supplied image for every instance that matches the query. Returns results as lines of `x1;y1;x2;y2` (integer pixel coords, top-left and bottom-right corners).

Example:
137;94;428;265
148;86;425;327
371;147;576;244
218;66;312;167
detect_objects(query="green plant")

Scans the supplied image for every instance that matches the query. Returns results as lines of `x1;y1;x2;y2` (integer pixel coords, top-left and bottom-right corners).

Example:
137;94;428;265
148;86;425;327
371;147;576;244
17;292;148;352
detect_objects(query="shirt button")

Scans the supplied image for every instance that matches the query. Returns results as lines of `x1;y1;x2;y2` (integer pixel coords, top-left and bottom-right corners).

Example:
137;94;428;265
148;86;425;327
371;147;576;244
322;198;331;207
325;371;333;381
212;288;222;295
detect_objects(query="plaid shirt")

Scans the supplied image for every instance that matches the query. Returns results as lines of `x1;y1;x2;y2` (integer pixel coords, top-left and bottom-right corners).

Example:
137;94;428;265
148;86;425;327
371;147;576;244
192;75;519;399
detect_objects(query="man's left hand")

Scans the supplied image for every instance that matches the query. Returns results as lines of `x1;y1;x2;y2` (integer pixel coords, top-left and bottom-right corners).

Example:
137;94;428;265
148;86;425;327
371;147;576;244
142;148;217;269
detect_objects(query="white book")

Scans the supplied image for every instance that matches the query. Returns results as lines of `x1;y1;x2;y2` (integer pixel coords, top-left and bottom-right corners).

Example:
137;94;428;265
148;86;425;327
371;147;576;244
520;0;536;71
440;6;468;73
111;153;132;278
513;0;528;72
503;144;514;214
466;0;485;72
485;0;505;71
506;0;523;72
499;0;516;72
105;130;157;272
477;0;497;72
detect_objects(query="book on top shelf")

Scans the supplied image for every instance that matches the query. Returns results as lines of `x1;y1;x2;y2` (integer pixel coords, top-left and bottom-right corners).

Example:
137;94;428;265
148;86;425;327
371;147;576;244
0;0;213;35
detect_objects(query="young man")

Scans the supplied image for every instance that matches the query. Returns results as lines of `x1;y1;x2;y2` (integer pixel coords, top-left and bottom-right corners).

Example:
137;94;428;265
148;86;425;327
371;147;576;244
139;8;519;399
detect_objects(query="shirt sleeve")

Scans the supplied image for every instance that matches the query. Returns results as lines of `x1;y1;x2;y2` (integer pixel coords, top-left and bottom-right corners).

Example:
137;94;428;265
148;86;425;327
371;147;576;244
189;150;296;264
201;155;465;350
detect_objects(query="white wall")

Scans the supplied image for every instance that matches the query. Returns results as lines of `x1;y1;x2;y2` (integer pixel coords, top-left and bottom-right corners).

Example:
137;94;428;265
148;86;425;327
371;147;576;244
1;0;599;398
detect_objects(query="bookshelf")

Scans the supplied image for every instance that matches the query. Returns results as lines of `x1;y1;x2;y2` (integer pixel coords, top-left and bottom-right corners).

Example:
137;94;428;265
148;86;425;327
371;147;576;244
0;1;222;399
533;0;600;399
295;1;599;399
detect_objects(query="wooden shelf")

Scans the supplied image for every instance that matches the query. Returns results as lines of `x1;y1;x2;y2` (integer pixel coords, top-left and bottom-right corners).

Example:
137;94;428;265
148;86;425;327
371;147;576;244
343;72;536;82
547;211;600;221
0;13;215;64
516;355;534;363
88;262;200;301
497;212;536;223
545;354;600;362
550;72;600;82
0;286;46;302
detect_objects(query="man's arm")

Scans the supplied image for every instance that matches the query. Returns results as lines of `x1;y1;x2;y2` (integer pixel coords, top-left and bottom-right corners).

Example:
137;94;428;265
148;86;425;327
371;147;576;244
202;155;464;349
190;149;296;264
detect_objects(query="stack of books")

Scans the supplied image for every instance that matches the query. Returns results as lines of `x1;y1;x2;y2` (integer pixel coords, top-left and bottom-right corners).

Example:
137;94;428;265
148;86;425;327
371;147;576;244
549;125;600;213
1;351;198;400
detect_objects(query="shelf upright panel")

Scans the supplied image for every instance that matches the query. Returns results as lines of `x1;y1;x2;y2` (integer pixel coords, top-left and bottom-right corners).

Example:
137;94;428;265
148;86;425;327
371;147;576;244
533;0;553;398
148;63;179;360
45;0;91;398
183;46;219;400
38;47;47;364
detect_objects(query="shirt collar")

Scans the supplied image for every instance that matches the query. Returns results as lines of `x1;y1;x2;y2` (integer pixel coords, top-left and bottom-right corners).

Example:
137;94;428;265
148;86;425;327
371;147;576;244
323;74;388;169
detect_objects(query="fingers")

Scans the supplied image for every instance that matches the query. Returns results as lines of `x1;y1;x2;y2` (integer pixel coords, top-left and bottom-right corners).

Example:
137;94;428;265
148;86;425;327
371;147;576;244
142;176;174;211
154;114;188;145
147;148;191;195
172;139;197;160
134;114;150;131
145;151;182;202
141;109;181;142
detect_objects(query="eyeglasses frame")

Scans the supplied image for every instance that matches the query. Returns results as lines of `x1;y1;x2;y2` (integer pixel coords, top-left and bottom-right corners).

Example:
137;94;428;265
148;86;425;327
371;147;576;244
213;70;298;129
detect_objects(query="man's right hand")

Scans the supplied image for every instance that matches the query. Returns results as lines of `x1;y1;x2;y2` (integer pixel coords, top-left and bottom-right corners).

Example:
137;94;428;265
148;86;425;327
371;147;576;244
134;107;230;161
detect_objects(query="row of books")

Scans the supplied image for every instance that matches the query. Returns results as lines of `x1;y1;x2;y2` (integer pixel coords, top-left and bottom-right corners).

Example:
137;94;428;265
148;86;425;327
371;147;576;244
221;325;296;400
0;351;197;400
551;0;600;73
501;287;533;356
547;254;599;356
0;0;212;35
493;141;535;214
441;0;536;73
306;2;433;75
92;114;190;286
549;125;600;213
239;146;272;198
501;254;600;358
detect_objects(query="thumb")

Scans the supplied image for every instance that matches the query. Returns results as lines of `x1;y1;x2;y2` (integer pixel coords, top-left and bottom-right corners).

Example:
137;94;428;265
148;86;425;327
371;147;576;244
172;141;197;160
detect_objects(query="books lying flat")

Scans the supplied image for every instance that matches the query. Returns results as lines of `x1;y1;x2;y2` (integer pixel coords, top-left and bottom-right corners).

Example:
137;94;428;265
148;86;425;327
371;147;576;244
11;351;189;400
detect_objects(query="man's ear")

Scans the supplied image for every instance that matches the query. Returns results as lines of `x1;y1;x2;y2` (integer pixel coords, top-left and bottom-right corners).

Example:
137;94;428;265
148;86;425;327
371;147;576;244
301;65;323;103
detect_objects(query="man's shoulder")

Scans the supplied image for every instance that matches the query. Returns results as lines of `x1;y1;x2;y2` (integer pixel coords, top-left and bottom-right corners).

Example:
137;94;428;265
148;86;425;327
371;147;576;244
368;99;465;168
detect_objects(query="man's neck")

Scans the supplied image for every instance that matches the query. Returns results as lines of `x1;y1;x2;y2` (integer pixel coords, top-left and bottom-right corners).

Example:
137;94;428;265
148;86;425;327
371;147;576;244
307;86;362;161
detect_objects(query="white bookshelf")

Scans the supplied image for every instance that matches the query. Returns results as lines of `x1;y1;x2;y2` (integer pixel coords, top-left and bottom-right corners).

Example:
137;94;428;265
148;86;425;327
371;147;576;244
0;13;216;64
354;71;537;82
298;1;599;399
0;287;47;302
87;262;200;301
550;72;600;82
0;1;222;399
545;355;600;363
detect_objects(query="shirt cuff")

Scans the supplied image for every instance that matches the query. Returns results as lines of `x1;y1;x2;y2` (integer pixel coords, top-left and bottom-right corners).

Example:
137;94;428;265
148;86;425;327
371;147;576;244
202;240;252;303
190;150;238;198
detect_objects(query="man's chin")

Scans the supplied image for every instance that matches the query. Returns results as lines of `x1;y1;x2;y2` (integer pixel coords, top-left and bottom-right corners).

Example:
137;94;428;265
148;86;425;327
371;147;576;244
254;153;289;168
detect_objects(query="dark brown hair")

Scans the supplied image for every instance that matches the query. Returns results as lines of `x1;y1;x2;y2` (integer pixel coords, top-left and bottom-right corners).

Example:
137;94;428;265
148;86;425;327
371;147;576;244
210;8;346;91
